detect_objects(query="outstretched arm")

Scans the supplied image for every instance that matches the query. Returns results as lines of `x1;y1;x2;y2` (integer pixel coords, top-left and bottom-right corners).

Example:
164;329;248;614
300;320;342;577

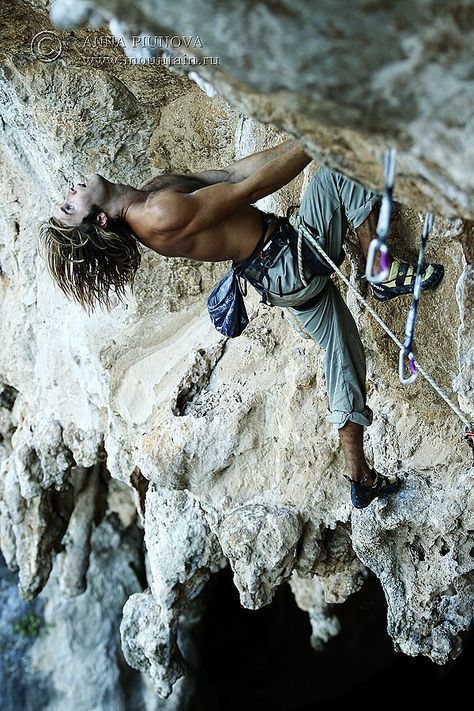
142;140;312;240
227;139;304;182
190;138;303;185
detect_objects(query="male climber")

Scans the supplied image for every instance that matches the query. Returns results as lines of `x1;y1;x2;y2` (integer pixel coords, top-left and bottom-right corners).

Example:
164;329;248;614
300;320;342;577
39;138;444;509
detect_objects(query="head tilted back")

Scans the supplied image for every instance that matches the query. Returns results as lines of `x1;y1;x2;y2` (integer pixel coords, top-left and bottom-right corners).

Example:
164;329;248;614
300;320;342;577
38;209;143;313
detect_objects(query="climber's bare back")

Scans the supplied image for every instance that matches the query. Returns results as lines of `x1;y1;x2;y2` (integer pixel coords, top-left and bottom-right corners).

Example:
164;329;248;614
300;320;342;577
135;201;276;262
129;176;278;263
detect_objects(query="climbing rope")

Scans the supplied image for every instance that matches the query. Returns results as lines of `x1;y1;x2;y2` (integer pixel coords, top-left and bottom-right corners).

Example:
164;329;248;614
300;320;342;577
399;213;433;384
289;212;471;431
365;147;397;284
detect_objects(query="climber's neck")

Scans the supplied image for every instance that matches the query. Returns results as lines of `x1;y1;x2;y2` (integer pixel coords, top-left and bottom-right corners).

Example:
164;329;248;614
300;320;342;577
102;183;148;224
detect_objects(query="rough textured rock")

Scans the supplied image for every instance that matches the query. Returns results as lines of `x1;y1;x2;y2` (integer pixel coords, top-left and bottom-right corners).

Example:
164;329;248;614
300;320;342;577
47;0;474;218
349;470;474;663
0;0;473;703
29;514;152;711
0;551;50;710
0;514;166;711
218;501;303;609
119;485;227;696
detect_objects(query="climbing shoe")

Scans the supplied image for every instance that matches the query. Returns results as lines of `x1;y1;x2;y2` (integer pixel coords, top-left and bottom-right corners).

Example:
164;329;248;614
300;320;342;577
343;469;402;509
363;259;444;302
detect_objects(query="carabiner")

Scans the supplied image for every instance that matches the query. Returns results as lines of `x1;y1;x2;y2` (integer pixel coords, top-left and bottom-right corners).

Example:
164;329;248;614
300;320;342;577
399;348;418;385
365;239;391;283
365;147;397;284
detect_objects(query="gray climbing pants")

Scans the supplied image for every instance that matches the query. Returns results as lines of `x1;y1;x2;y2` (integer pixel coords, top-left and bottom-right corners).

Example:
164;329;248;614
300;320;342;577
260;165;381;429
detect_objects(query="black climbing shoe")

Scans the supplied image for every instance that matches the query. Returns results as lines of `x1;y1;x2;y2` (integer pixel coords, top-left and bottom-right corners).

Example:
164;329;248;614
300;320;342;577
343;469;402;509
364;259;444;302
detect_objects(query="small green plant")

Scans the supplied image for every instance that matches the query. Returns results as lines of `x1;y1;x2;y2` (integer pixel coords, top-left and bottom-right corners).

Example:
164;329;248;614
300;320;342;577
12;612;44;638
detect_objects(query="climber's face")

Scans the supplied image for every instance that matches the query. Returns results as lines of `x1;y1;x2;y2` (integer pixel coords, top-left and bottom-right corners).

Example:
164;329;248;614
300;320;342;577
54;173;111;225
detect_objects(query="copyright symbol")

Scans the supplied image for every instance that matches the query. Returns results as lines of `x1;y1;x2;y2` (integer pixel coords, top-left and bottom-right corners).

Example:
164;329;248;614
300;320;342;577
31;31;63;63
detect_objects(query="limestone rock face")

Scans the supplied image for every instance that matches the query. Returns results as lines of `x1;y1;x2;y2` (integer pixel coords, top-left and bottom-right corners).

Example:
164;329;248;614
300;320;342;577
0;0;473;703
47;0;474;218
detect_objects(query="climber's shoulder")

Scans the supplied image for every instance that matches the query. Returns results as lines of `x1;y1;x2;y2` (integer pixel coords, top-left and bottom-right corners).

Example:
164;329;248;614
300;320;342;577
136;183;253;242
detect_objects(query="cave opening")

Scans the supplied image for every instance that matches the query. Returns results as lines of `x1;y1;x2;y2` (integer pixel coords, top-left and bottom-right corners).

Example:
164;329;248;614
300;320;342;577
188;566;472;710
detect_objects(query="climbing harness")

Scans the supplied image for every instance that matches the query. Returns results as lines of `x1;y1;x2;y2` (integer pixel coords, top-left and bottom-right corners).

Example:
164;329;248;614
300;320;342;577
399;213;434;384
365;147;397;284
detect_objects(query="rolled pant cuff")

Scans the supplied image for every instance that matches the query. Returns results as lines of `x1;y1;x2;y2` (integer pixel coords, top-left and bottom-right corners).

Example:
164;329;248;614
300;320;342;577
326;406;374;429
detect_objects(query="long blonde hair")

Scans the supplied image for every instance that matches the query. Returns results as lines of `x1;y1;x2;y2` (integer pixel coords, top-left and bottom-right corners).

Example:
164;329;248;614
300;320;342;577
38;206;144;313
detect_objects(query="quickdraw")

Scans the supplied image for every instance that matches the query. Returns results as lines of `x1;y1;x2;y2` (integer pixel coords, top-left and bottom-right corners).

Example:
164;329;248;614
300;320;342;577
365;147;397;284
399;213;434;384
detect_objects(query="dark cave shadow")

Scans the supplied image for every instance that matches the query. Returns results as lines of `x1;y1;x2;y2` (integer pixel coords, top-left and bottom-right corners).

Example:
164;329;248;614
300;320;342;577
187;565;473;711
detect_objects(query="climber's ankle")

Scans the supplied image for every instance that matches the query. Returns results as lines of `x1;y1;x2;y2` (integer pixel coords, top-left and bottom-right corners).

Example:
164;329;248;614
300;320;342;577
347;466;374;486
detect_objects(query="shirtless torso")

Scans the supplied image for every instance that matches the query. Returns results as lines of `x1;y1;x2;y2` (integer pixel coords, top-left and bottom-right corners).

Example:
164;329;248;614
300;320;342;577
130;173;279;263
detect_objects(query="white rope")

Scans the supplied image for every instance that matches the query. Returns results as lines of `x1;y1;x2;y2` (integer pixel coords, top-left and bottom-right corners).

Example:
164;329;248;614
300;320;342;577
289;214;471;429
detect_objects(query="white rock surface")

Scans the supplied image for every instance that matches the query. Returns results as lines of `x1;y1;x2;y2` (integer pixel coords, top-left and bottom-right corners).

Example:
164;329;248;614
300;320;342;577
0;0;473;702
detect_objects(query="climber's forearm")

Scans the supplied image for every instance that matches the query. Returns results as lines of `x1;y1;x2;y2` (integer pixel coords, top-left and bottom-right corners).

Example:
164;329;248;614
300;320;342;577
191;139;306;185
237;141;312;201
225;139;303;182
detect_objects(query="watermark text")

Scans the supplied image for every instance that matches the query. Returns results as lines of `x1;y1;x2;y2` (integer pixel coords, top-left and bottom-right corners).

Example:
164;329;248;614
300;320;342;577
30;30;217;65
